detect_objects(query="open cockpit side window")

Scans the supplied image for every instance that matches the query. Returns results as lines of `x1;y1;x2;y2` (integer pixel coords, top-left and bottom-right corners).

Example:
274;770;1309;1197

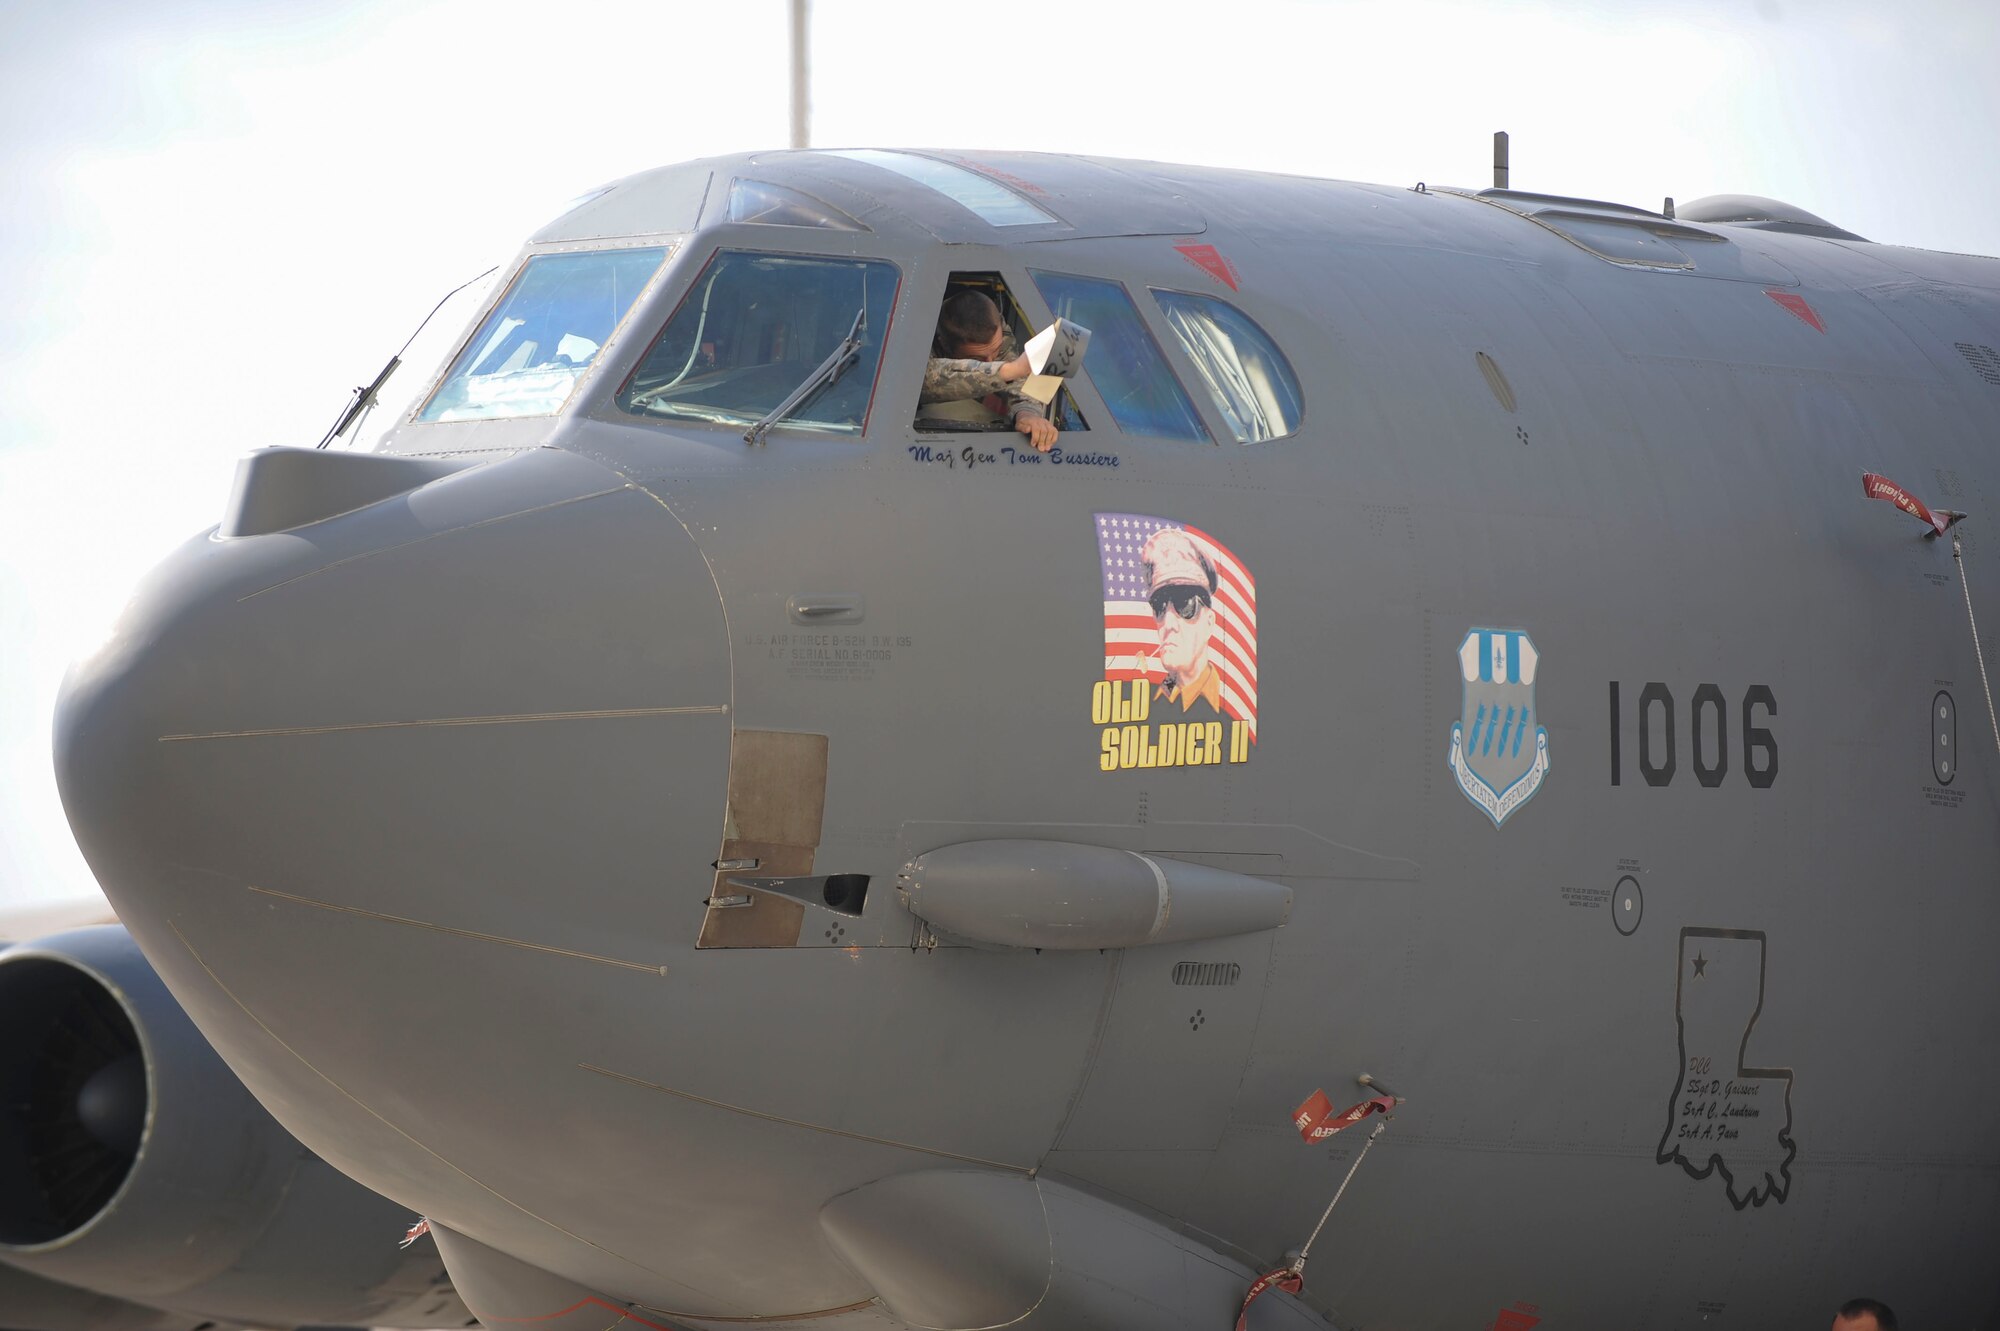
913;271;1087;434
617;250;900;436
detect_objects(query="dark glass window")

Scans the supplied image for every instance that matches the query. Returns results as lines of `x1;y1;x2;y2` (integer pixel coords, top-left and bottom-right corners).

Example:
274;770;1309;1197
1030;271;1208;441
726;179;867;231
618;251;899;435
419;247;668;422
1152;290;1304;442
824;150;1056;227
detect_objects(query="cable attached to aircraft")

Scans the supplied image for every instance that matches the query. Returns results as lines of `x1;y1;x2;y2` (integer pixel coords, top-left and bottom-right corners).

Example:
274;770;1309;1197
1952;530;2000;761
1860;473;1994;759
1237;1082;1402;1329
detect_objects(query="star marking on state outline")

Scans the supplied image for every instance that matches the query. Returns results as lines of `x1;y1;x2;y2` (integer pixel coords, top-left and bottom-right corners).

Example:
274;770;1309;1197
1692;953;1708;979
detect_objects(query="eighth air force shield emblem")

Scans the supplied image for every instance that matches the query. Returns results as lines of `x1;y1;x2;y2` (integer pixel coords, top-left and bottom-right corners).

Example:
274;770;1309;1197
1446;627;1551;827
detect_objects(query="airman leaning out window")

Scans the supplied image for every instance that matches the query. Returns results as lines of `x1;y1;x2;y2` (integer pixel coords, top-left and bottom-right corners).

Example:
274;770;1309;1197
922;291;1060;453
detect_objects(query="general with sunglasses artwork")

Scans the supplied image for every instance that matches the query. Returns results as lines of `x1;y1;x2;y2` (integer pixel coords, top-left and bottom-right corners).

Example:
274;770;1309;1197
1142;528;1224;712
1094;514;1257;772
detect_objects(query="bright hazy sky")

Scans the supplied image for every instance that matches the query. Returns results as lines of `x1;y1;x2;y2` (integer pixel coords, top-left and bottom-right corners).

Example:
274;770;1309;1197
2;0;1997;913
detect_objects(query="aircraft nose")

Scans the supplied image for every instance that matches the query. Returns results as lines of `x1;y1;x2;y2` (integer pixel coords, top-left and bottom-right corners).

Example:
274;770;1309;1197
55;445;731;1002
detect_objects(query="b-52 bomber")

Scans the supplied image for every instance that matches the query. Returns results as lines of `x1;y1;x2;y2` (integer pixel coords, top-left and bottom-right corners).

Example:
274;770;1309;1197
15;147;2000;1330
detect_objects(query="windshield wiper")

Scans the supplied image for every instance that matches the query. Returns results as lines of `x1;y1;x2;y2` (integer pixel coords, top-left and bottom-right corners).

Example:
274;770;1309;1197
316;265;499;449
744;307;865;446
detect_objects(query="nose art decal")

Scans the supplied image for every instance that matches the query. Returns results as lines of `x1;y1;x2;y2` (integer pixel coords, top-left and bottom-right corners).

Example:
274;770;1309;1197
1094;514;1256;772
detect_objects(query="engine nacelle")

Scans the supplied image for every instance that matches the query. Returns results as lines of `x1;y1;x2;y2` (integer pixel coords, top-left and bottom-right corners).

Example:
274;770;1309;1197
0;927;465;1329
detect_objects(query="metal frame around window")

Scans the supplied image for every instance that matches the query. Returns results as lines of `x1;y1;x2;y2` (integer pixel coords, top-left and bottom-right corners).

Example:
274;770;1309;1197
613;245;905;440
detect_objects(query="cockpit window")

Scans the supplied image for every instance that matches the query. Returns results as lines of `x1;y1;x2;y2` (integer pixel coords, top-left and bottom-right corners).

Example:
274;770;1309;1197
1151;290;1304;443
1030;271;1209;442
418;247;669;422
618;250;899;435
823;150;1056;228
727;179;867;231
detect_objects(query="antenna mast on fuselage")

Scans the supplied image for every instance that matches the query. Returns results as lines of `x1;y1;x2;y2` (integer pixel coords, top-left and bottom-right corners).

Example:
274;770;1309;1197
790;0;811;149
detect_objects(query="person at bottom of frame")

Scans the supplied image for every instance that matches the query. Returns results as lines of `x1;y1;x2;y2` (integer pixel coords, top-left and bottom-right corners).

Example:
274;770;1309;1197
922;291;1059;452
1832;1298;1897;1331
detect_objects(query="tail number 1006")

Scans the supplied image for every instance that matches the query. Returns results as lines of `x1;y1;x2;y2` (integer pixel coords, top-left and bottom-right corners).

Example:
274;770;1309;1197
1609;682;1777;789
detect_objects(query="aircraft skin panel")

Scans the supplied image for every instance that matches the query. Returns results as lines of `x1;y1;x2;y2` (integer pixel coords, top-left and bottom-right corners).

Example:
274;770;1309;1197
46;150;2000;1328
0;1262;228;1331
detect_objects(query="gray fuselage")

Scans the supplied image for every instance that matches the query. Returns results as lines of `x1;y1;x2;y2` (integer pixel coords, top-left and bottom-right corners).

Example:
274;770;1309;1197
53;150;2000;1330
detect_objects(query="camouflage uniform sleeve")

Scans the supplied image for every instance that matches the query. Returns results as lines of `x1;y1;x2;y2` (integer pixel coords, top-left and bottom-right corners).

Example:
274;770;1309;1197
921;357;1013;403
919;333;1047;422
